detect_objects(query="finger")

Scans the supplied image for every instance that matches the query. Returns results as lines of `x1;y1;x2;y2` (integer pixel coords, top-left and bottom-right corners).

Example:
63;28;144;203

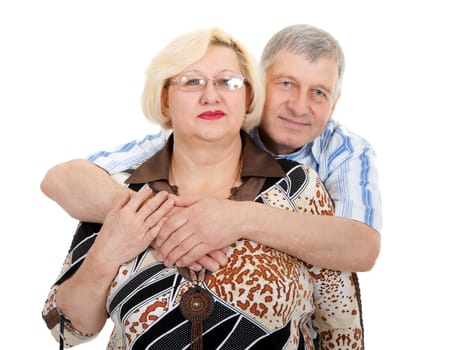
180;252;221;272
123;187;153;213
155;213;188;248
157;218;197;266
144;198;174;228
208;250;229;267
147;217;168;242
168;238;206;267
188;262;203;271
112;191;131;213
137;191;171;222
157;228;191;264
163;236;203;267
171;194;201;207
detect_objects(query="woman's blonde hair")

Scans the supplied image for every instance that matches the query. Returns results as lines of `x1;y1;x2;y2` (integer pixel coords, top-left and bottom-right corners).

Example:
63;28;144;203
141;27;265;130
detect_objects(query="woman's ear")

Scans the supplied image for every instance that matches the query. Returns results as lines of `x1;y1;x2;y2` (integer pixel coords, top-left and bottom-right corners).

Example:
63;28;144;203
161;88;170;117
245;85;253;114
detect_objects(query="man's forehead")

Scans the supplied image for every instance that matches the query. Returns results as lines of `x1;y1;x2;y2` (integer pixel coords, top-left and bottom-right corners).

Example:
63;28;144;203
267;52;339;94
270;50;337;68
269;53;337;77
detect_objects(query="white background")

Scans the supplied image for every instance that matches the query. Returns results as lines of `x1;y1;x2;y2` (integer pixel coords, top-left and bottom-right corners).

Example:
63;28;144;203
1;1;455;349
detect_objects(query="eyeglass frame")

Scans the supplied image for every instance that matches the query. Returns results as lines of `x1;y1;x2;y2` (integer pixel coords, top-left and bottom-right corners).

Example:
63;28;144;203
166;73;248;92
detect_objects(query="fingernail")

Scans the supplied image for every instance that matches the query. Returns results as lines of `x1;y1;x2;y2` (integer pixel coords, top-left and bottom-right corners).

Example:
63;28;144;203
209;262;219;272
191;263;202;271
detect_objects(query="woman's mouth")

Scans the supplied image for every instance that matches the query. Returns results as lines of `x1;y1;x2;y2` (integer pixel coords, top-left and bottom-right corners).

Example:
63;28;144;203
198;110;226;120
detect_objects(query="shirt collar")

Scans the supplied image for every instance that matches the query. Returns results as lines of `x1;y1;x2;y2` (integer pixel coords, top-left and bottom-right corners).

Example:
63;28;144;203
125;130;285;185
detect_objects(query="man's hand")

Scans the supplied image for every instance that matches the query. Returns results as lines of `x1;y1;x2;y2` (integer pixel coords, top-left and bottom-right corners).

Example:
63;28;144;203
154;196;243;272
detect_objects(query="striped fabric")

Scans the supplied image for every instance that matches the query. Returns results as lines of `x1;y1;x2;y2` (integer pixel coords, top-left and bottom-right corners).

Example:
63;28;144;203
43;161;364;349
251;120;382;232
88;120;382;232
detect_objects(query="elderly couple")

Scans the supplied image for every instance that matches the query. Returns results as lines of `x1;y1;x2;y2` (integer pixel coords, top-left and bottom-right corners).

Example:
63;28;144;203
42;24;381;350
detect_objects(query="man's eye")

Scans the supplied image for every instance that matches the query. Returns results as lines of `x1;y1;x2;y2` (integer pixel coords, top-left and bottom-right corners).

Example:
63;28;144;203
275;80;293;89
312;89;327;102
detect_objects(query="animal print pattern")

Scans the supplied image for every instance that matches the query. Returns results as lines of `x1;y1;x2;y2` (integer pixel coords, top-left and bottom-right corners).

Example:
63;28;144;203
43;164;363;349
257;165;364;349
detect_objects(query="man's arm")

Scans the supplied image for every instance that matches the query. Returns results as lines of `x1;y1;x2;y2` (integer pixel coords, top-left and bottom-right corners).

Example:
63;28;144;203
243;201;380;271
156;196;380;272
40;159;227;272
41;159;130;223
41;131;168;222
41;160;380;272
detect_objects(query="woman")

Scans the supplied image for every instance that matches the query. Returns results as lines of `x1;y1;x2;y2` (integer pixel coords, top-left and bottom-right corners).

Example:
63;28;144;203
42;27;363;349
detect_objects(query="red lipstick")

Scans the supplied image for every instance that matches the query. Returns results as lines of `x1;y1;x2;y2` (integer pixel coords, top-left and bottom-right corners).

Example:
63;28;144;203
198;110;225;120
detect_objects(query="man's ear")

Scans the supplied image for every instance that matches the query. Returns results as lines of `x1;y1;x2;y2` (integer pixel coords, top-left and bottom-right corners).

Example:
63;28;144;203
329;93;340;118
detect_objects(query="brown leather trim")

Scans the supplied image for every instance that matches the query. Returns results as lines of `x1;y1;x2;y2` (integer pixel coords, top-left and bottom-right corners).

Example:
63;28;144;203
42;308;60;330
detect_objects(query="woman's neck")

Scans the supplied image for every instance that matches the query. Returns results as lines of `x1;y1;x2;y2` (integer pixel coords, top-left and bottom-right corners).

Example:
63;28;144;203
169;137;243;198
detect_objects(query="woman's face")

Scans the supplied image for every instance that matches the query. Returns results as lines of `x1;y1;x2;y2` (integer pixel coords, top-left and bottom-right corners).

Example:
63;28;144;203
162;45;249;143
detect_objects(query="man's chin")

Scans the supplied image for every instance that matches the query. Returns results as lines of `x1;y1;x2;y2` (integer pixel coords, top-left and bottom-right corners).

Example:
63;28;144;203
268;137;304;155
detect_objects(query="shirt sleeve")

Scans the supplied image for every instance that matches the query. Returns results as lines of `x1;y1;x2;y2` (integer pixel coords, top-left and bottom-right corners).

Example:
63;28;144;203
289;164;364;349
42;226;101;347
308;266;364;349
42;171;136;347
86;130;169;174
42;286;99;347
317;129;382;232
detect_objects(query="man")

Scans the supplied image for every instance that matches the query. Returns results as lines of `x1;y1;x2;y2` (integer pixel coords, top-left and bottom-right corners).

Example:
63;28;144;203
41;24;381;273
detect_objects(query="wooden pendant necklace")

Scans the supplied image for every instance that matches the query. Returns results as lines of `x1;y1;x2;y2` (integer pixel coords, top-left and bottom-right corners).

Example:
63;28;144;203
178;268;214;350
169;154;242;348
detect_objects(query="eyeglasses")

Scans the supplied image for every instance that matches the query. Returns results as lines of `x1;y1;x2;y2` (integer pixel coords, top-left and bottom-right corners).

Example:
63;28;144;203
168;73;247;91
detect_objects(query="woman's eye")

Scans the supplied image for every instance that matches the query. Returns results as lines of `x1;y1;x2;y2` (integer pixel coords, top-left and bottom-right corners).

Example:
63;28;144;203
186;78;203;86
219;78;230;84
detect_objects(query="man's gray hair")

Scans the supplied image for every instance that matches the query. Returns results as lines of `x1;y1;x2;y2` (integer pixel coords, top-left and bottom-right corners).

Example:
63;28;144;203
261;24;345;94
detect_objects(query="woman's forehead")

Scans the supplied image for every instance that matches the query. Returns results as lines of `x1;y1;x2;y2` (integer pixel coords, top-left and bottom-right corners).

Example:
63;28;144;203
182;46;242;74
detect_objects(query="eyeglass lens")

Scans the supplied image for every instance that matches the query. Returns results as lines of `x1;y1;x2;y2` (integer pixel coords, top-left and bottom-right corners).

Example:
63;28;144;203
174;74;245;91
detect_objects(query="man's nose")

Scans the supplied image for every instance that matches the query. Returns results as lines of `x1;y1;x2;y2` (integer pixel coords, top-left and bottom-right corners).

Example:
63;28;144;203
287;89;310;116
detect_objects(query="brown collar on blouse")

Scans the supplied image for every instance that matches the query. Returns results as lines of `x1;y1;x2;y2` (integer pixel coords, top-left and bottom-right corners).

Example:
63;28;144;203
125;130;285;201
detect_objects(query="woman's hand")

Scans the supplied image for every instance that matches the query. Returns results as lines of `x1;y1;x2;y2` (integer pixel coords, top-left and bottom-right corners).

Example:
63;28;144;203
90;189;175;268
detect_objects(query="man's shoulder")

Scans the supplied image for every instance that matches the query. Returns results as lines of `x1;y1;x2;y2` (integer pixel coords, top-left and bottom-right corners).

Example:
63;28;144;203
88;129;169;174
315;120;374;156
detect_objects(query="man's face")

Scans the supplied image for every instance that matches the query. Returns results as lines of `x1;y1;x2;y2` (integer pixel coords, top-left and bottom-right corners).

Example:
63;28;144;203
259;50;340;155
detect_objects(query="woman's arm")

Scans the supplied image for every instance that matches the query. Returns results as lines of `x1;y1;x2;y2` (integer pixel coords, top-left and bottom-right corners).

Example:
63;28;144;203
44;190;172;337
